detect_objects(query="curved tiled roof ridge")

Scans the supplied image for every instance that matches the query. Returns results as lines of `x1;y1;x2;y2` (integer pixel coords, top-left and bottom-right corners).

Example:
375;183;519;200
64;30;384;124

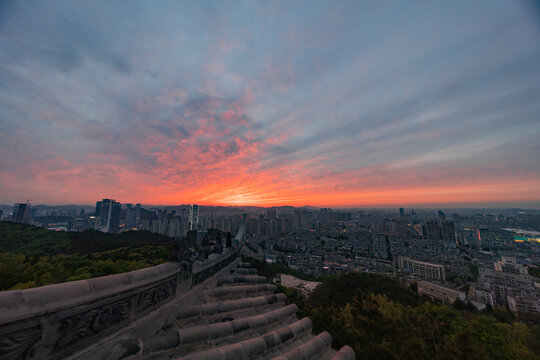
122;261;356;360
0;254;355;360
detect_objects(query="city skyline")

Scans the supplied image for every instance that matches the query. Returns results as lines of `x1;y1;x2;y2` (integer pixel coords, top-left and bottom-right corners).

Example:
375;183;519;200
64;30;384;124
1;1;539;208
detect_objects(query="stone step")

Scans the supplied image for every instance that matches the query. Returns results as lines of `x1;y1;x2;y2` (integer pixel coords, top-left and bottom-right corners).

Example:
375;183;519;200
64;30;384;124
174;317;314;360
205;284;277;301
217;275;267;286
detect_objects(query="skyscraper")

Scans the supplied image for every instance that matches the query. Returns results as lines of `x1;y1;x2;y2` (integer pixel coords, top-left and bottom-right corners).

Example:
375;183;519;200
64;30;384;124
441;220;456;243
425;220;442;241
12;201;32;225
266;208;277;219
438;210;446;220
189;204;199;230
95;199;121;233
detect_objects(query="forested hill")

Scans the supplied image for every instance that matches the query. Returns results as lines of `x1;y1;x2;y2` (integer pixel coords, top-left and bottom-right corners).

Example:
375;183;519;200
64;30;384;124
261;265;540;359
0;221;176;256
243;259;540;360
0;222;175;291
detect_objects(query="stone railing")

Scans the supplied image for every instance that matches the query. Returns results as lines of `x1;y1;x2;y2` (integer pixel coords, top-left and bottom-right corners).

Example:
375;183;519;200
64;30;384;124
191;245;242;287
0;229;245;360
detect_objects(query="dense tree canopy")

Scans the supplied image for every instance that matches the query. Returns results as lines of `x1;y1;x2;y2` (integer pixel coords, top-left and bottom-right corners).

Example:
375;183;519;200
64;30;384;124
0;222;174;290
247;258;540;360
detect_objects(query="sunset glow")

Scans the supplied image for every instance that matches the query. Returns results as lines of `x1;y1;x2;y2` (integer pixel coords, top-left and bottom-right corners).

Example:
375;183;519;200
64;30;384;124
1;1;539;207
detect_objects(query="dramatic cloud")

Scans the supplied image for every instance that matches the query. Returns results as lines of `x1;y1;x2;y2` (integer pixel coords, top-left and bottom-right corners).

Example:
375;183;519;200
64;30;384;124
0;0;539;207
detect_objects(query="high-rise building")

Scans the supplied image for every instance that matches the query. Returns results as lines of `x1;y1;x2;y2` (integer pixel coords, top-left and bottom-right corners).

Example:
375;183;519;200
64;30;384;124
95;199;121;233
319;208;333;221
283;215;293;234
266;209;277;219
124;203;137;228
425;220;442;241
293;210;302;229
440;220;456;243
477;229;513;249
135;203;142;221
300;209;312;229
399;208;404;217
275;218;283;235
438;210;446;220
189;204;199;230
12;202;32;225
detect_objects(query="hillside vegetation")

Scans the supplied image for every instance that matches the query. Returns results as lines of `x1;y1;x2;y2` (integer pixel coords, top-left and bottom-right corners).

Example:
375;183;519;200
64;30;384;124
249;260;540;360
0;221;174;290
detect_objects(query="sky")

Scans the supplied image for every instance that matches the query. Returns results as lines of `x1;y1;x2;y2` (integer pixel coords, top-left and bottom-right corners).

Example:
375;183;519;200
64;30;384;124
0;1;539;208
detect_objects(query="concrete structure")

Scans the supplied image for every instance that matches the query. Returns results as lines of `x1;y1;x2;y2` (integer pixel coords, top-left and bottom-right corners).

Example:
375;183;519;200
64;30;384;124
417;281;465;305
398;256;445;280
95;198;121;233
0;223;354;360
277;274;321;297
189;204;199;231
494;256;528;274
12;201;33;224
475;258;539;311
508;295;540;313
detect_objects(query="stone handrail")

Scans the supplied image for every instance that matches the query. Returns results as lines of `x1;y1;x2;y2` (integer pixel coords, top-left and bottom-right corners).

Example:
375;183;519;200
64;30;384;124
0;262;180;325
0;230;245;360
191;245;242;287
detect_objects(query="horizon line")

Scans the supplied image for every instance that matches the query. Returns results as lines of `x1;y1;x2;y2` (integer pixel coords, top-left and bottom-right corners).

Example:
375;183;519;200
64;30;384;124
2;202;540;210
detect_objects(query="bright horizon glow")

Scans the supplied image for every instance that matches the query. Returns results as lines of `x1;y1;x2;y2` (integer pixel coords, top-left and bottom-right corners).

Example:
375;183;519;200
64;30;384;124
11;181;539;209
0;1;539;208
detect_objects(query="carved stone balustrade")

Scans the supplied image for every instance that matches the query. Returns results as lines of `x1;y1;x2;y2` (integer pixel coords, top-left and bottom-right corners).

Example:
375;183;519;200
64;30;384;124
0;238;245;360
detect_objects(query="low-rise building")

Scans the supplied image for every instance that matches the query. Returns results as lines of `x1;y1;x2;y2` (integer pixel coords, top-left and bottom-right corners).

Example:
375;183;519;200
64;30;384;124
277;274;321;297
494;256;528;274
508;295;540;313
398;256;445;280
474;256;540;311
417;281;465;305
